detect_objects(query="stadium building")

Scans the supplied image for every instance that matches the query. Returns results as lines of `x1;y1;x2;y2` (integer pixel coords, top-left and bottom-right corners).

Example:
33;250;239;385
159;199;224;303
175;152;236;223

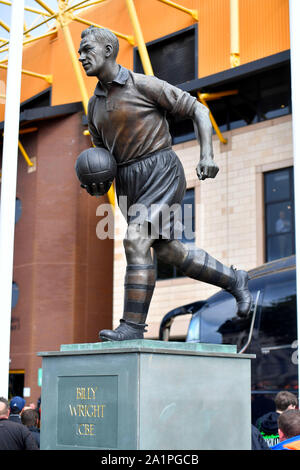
0;0;293;402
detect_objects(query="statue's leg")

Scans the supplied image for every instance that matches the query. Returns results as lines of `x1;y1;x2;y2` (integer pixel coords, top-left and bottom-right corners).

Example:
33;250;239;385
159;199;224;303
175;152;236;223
99;223;156;341
154;240;252;317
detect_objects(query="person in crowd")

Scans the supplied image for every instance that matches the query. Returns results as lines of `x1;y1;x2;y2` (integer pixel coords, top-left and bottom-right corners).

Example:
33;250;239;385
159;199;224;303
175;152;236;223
256;391;298;447
21;408;40;448
8;396;25;423
251;424;270;450
36;396;41;424
0;397;38;450
272;409;300;450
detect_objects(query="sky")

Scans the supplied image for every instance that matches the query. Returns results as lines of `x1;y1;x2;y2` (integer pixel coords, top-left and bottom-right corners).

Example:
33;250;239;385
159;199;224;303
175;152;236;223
0;1;70;40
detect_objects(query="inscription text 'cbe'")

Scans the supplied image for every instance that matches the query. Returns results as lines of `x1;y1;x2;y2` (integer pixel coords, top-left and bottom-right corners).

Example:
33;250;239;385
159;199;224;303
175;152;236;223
68;386;106;437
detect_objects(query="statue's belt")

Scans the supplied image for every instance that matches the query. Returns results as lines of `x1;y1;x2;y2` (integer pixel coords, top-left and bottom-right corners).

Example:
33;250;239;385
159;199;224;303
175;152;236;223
117;147;172;167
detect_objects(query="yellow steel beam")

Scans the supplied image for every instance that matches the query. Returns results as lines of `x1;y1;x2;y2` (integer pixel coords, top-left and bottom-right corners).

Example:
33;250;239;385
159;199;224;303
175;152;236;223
230;0;240;67
18;140;34;167
34;0;56;16
0;40;9;49
2;126;38;135
71;0;108;12
0;20;10;32
0;63;52;83
125;0;153;75
2;128;39;136
25;6;52;17
106;182;115;208
0;28;58;53
200;90;238;101
23;12;58;36
22;28;58;46
24;21;31;39
0;12;58;49
197;90;239;145
198;92;228;144
59;21;89;114
0;0;53;16
24;5;53;16
71;14;135;45
19;127;38;135
158;0;198;21
65;0;94;12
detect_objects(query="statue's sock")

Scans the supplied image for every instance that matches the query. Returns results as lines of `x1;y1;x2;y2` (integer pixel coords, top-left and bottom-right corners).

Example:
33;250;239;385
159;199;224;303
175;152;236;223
179;248;252;317
122;264;156;324
180;249;236;288
99;264;156;341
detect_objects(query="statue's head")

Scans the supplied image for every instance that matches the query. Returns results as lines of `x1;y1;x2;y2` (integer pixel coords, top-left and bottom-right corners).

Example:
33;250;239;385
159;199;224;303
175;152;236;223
78;26;119;76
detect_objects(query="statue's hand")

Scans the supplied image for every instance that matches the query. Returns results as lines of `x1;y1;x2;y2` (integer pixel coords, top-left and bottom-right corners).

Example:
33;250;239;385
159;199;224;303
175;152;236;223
196;158;219;181
80;181;112;196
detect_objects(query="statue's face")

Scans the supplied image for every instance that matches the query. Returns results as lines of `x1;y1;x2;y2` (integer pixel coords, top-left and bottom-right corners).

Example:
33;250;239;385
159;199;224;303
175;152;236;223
78;37;107;77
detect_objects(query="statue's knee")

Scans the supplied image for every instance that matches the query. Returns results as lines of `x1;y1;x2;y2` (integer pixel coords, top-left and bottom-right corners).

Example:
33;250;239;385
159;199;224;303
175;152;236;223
154;240;187;265
123;236;137;257
123;226;151;261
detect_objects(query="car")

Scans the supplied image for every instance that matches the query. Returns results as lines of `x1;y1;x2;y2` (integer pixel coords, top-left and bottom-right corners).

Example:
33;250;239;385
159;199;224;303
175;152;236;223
158;255;298;423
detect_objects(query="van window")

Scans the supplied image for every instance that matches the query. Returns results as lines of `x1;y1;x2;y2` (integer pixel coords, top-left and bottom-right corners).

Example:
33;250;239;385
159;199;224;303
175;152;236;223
186;314;200;342
259;273;296;348
186;295;236;344
198;296;236;344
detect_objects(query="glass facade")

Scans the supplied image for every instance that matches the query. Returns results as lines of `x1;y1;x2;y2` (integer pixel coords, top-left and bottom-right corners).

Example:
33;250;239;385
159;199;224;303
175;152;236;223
264;167;295;262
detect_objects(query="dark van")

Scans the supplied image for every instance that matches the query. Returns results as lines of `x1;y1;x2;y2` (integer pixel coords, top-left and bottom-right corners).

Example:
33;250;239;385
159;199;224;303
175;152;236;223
159;255;298;423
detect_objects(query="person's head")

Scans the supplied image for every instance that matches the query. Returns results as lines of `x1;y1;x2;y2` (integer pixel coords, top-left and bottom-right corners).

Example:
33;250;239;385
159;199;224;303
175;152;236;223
0;397;9;419
78;26;119;77
279;210;285;219
21;409;39;428
278;409;300;441
275;391;298;413
9;396;25;415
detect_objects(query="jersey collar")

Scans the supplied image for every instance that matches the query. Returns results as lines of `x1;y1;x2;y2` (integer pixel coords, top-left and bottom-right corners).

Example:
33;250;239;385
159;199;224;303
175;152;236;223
94;65;129;97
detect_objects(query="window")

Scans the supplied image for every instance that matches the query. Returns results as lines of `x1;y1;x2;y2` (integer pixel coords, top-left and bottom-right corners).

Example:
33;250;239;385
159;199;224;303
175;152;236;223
15;198;21;223
170;62;291;145
264;167;295;262
206;64;291;132
156;188;195;280
9;370;24;398
259;272;296;348
134;26;197;86
11;282;19;309
255;270;297;390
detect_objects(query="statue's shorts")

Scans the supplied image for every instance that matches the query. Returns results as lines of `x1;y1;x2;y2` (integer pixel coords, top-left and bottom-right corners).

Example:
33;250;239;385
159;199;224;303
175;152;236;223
116;147;186;240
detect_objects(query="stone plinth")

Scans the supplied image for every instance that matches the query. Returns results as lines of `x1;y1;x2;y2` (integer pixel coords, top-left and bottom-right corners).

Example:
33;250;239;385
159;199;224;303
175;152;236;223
38;340;254;450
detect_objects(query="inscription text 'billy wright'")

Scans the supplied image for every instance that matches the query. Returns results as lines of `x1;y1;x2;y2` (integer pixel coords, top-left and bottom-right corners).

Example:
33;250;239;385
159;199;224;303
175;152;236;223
68;387;106;437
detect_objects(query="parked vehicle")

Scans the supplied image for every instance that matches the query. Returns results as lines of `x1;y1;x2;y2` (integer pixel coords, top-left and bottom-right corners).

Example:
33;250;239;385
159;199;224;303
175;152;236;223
159;255;298;423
